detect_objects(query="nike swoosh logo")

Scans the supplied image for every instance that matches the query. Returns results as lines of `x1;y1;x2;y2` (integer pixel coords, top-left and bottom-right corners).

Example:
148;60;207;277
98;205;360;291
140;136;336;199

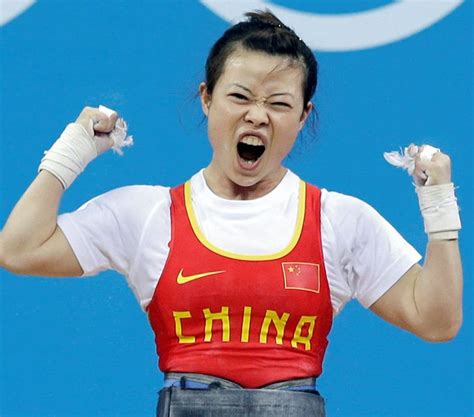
176;269;226;284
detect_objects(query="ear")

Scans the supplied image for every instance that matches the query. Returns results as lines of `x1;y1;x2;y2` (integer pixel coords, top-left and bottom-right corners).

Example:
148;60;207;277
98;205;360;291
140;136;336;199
298;102;313;131
199;82;211;116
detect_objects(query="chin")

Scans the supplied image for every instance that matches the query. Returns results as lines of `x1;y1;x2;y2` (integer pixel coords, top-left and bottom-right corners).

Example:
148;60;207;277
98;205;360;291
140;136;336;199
230;173;261;188
222;166;263;187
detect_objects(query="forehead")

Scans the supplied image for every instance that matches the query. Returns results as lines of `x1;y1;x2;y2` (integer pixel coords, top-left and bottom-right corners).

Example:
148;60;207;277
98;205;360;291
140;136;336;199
218;49;305;95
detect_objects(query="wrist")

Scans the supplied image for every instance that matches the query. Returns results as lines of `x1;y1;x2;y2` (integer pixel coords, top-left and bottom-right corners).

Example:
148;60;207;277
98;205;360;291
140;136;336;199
416;183;461;241
38;123;98;189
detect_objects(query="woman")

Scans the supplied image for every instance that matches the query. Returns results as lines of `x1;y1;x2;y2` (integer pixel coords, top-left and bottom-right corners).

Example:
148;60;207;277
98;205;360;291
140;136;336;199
0;11;462;417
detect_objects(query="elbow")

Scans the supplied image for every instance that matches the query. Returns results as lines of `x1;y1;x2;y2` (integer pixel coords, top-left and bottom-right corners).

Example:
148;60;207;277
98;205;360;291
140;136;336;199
418;315;463;342
0;237;15;273
0;234;28;274
0;237;3;269
0;233;7;271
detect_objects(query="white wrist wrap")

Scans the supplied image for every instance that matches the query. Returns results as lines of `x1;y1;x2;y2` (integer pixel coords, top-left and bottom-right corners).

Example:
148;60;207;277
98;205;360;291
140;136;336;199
415;183;461;240
39;123;100;189
38;106;133;189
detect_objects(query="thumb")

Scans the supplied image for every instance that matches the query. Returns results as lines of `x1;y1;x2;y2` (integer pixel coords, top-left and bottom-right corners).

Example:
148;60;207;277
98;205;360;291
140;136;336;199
92;112;118;133
412;155;430;186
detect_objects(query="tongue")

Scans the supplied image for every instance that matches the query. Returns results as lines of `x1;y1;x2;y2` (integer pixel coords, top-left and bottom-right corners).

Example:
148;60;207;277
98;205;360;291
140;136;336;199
240;150;257;161
237;142;265;161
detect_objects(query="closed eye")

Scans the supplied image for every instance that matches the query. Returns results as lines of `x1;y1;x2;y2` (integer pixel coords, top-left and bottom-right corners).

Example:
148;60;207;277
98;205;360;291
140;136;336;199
229;93;248;101
271;102;292;108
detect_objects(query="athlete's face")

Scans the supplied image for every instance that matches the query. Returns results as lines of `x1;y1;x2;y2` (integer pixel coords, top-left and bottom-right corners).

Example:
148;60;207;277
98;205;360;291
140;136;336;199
200;49;312;199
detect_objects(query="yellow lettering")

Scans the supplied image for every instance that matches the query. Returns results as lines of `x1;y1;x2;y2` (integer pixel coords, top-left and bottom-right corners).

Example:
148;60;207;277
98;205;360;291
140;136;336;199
241;306;252;342
260;310;289;345
291;316;317;350
203;307;230;342
173;311;195;344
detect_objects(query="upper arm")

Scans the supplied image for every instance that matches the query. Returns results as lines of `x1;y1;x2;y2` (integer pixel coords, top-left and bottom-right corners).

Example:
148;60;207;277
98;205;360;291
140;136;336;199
369;263;423;334
1;225;84;277
56;185;171;278
322;191;422;314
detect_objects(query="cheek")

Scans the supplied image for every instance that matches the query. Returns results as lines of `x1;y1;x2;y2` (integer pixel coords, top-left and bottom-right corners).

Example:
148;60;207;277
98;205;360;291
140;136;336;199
274;116;301;146
207;104;240;142
207;119;234;154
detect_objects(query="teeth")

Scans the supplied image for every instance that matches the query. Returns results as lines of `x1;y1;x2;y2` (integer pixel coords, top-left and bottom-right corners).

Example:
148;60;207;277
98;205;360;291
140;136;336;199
245;159;255;165
240;135;264;146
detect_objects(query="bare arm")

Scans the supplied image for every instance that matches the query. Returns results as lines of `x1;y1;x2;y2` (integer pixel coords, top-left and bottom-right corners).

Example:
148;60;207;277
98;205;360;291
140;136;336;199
371;241;462;341
0;171;83;276
370;149;463;341
0;107;118;277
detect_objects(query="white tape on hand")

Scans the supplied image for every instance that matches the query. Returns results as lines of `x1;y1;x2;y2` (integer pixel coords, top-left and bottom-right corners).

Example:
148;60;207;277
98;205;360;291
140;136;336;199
420;145;439;161
38;105;133;189
98;105;116;118
416;183;461;240
38;123;99;189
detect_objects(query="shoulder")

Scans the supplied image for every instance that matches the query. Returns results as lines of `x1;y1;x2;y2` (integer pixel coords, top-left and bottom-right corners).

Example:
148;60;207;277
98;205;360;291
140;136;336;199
77;185;171;216
320;189;401;247
81;184;170;206
321;190;378;221
60;184;172;241
318;188;405;260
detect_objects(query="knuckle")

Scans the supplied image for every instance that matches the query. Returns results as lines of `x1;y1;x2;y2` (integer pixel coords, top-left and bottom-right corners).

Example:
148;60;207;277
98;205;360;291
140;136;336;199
437;153;450;166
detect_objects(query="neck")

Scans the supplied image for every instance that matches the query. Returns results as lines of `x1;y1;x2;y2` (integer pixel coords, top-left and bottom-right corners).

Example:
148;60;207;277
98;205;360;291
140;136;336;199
203;167;287;200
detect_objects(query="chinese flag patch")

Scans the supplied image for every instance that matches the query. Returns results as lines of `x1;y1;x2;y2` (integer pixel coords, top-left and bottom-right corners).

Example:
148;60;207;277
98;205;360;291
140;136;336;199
282;262;320;293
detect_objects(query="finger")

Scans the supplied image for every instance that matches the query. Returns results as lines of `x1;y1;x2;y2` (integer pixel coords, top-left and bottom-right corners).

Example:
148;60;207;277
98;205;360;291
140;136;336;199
412;153;429;186
92;111;117;133
94;132;114;154
430;151;449;164
98;105;119;131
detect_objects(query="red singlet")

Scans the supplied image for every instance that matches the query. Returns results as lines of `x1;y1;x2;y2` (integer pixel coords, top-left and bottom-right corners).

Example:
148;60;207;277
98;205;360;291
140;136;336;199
147;180;333;388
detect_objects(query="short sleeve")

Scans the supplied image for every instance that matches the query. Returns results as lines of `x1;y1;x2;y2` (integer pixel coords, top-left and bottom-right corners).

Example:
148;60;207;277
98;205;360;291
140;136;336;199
321;191;422;314
57;185;170;277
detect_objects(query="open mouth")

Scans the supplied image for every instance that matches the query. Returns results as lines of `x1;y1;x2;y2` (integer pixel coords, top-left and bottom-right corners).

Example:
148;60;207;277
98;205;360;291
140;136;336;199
237;136;266;165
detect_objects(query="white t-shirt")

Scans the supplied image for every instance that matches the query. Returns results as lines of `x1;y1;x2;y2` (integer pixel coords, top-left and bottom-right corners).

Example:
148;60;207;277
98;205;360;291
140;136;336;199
57;169;421;315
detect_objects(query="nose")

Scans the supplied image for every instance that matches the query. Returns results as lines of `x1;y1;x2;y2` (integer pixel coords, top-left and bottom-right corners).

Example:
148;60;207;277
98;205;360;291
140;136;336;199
244;101;269;126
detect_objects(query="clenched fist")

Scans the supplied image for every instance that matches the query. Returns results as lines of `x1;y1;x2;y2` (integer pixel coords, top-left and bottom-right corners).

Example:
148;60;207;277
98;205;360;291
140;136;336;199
410;144;452;186
75;106;120;155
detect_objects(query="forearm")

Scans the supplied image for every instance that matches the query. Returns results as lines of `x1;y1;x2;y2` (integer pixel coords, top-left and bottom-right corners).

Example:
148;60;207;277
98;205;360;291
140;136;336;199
0;171;64;268
414;239;463;339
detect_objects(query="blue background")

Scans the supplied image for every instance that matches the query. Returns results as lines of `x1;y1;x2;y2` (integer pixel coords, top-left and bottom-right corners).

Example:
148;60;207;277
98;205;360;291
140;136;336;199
0;1;472;416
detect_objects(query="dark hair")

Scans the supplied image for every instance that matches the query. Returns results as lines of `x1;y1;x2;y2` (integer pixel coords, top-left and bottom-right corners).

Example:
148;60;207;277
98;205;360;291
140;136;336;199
204;10;318;108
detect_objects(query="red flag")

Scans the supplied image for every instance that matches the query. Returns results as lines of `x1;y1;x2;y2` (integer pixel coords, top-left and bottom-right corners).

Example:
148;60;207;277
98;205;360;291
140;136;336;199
282;262;320;293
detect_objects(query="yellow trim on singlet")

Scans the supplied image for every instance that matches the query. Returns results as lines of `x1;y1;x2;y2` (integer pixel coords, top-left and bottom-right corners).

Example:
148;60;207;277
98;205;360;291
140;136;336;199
184;180;306;261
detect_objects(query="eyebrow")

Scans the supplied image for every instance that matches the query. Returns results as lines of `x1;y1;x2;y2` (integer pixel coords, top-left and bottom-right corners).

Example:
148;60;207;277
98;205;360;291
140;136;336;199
230;83;294;99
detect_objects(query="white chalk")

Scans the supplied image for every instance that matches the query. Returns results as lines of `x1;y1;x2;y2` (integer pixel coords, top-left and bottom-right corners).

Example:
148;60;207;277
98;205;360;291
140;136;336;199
384;144;440;174
97;105;134;155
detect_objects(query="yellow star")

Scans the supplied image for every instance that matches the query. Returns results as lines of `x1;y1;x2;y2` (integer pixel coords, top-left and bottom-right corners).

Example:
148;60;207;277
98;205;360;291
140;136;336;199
288;266;294;273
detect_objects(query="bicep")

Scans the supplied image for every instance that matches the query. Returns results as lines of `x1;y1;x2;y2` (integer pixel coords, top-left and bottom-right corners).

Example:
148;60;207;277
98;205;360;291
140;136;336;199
369;263;422;334
4;225;84;277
